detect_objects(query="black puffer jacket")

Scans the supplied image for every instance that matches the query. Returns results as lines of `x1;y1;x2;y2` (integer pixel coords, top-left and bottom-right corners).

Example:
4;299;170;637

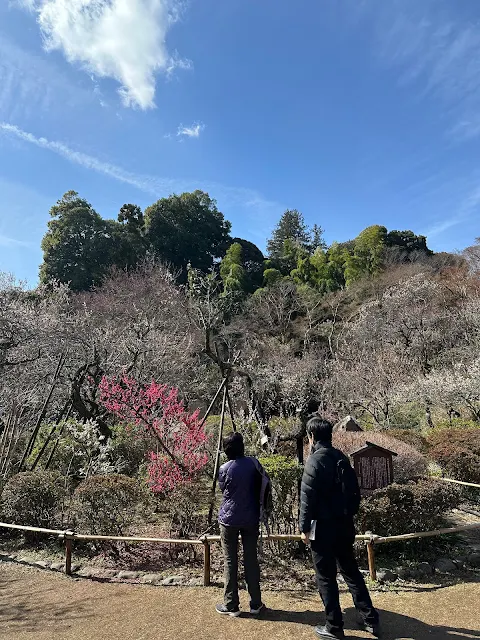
299;441;355;533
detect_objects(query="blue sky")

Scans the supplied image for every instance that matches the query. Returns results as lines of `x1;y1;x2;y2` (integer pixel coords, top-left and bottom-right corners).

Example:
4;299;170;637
1;0;480;284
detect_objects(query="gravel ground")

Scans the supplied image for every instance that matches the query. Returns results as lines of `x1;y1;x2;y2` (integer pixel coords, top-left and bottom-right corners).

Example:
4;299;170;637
1;562;479;640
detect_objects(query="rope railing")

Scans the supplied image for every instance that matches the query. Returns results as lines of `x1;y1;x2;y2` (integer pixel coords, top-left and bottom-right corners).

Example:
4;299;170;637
430;476;480;489
1;519;480;585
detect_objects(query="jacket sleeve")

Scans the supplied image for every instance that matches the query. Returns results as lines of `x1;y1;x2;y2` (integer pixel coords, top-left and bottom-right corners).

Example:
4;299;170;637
299;454;322;533
218;464;227;493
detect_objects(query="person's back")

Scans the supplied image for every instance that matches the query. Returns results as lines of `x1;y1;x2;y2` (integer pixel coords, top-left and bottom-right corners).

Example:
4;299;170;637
216;432;266;618
219;456;260;528
300;417;379;640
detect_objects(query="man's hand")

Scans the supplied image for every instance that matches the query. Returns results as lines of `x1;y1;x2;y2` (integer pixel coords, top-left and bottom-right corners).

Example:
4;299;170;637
301;531;310;545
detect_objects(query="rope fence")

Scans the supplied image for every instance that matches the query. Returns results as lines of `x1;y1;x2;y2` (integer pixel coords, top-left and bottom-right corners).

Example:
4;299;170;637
1;519;480;585
431;476;480;489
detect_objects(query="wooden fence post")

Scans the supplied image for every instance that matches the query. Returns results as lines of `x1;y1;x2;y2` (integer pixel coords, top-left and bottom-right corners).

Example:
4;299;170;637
365;532;376;582
203;539;211;587
64;531;74;576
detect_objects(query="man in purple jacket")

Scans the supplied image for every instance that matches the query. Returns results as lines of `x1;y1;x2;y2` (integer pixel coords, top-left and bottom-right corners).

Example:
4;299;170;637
215;432;266;617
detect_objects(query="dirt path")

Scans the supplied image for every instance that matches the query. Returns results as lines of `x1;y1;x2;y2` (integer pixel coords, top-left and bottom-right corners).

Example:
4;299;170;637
1;563;479;640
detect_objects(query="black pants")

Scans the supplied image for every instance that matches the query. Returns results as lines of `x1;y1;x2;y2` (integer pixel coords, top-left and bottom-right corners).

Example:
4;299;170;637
310;518;378;633
220;524;262;610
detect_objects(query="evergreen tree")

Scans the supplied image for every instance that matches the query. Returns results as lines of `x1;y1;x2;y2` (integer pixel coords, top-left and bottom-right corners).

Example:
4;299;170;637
266;209;311;259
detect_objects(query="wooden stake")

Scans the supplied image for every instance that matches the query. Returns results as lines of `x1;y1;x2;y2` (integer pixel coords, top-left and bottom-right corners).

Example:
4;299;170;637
203;540;211;587
366;540;376;582
65;535;73;576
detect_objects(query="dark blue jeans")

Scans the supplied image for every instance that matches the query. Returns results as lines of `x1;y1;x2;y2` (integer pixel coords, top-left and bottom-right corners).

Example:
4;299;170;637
220;524;262;610
311;518;378;633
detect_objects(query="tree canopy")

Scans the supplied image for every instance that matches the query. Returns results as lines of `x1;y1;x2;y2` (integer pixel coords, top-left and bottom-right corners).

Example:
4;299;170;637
39;189;438;296
144;191;231;272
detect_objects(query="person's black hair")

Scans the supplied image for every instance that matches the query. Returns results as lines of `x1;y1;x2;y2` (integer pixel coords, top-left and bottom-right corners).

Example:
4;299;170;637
223;432;245;460
306;417;333;444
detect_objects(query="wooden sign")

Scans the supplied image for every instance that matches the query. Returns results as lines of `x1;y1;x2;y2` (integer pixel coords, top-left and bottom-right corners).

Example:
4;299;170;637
350;441;397;492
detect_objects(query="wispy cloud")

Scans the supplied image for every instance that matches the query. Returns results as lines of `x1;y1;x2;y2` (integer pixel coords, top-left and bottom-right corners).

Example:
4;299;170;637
0;35;93;121
177;122;205;139
0;233;32;248
0;123;282;238
356;0;480;140
0;122;178;194
421;176;480;239
16;0;191;110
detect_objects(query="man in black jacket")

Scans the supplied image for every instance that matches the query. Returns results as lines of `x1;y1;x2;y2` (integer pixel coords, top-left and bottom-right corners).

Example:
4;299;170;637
299;417;379;639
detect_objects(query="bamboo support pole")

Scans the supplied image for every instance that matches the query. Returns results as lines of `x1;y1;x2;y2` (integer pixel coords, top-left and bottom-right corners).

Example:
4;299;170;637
31;402;73;471
73;534;204;544
198;377;228;430
431;476;480;489
19;352;66;471
374;521;480;544
207;385;228;525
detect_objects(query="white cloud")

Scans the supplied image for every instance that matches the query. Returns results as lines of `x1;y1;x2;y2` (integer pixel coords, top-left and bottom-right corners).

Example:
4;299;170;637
18;0;190;110
177;122;205;138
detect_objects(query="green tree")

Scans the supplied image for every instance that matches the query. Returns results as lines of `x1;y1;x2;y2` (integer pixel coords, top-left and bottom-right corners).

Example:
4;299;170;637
345;225;387;285
266;209;311;260
310;224;326;252
115;203;147;267
144;191;231;272
228;237;265;293
40;191;117;291
220;243;245;293
385;230;433;263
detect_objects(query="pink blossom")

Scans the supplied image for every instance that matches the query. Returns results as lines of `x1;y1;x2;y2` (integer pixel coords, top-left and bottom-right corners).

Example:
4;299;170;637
99;375;209;493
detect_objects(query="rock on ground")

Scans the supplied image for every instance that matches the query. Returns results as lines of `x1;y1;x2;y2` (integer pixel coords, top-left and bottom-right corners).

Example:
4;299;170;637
434;558;457;573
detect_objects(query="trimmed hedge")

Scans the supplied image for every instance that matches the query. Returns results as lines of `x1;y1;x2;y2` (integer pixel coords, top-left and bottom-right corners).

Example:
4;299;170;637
73;474;150;536
1;471;66;531
355;478;460;537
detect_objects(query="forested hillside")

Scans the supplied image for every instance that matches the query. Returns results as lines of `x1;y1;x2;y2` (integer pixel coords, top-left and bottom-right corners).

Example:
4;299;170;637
2;188;479;439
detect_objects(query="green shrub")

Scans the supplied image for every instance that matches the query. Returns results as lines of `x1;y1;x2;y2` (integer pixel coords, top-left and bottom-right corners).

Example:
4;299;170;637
427;427;480;483
259;455;303;535
356;478;460;537
164;483;208;538
73;474;150;536
1;471;66;530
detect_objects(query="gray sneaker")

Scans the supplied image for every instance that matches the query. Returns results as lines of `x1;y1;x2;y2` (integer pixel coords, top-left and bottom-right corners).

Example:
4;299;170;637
250;603;266;615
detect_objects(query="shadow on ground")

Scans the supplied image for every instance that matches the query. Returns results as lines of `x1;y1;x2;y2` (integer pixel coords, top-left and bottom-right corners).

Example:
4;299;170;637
0;574;93;634
259;606;480;639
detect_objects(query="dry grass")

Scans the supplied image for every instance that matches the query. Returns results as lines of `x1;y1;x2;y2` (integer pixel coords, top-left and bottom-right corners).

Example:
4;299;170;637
1;562;479;640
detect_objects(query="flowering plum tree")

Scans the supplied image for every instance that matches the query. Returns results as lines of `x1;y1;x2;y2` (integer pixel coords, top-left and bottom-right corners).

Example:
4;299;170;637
99;375;208;493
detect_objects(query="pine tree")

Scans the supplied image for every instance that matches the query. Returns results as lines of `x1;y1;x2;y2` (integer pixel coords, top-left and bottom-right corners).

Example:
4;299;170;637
266;209;311;259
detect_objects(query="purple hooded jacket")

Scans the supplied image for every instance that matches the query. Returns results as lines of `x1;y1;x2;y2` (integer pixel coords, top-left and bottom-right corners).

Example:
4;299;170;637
218;456;262;528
